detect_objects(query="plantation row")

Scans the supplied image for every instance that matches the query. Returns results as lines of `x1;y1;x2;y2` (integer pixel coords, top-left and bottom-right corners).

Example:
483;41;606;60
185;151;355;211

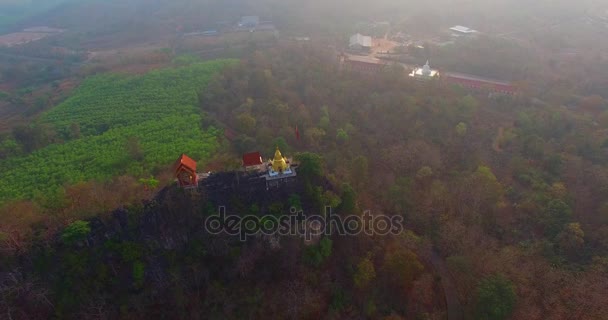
0;115;219;203
42;60;236;137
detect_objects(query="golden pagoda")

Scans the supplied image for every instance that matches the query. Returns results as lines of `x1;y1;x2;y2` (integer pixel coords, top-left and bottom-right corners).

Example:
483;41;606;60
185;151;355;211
271;146;288;173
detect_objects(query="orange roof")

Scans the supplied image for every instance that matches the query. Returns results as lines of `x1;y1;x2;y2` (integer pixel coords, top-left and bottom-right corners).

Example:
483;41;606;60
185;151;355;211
243;151;263;167
174;154;197;173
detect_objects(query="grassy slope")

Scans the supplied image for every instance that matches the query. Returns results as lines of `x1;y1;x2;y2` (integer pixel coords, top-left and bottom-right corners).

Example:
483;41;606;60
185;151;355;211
0;59;236;203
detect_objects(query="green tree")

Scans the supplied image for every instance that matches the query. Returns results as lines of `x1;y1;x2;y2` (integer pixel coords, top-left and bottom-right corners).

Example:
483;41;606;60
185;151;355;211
338;183;357;214
354;256;376;289
0;138;21;159
234;134;257;154
382;248;424;292
125;136;144;161
12;124;57;153
295;152;323;183
321;190;341;210
61;220;91;245
474;274;516;320
139;176;159;190
336;128;349;144
304;127;326;147
133;260;145;288
237;113;257;134
416;166;434;180
319;115;330;130
69;123;81;140
288;193;302;210
544;199;572;237
303;237;333;267
272;136;289;153
319;237;332;258
456;122;468;136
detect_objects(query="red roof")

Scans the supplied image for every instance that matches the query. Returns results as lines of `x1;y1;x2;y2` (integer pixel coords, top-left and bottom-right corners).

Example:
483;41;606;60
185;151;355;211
242;151;263;167
444;72;517;94
174;154;197;173
345;59;387;73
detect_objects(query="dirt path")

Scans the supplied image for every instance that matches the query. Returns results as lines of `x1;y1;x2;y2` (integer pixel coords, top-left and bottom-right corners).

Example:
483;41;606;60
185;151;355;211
429;250;464;320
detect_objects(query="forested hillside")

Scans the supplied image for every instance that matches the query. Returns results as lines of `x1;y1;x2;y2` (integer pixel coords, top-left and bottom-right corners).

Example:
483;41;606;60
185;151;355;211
198;45;608;318
5;44;608;319
2;0;608;318
0;60;234;203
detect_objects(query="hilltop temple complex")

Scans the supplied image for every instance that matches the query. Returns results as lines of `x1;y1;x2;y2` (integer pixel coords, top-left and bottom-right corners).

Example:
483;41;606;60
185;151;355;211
173;146;298;194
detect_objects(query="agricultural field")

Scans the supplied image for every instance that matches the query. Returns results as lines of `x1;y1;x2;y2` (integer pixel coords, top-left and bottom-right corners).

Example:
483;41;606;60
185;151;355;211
42;60;235;136
0;59;235;203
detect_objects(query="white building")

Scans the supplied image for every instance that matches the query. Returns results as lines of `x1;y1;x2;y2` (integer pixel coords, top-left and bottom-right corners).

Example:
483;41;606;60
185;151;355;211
409;60;439;79
449;25;478;36
239;16;260;28
349;33;373;52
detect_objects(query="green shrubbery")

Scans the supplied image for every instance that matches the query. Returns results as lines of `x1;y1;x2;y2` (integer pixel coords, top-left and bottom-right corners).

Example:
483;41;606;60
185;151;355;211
61;220;91;245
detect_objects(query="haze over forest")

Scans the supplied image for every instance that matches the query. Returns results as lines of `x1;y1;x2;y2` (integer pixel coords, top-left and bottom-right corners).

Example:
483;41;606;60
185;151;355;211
1;0;608;319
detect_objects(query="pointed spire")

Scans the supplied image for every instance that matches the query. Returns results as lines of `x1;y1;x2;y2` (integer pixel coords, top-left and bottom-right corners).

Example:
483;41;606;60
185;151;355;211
422;60;431;76
271;145;288;173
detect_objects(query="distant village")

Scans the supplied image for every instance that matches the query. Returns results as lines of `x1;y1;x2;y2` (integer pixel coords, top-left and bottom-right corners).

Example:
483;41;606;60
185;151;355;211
1;15;516;96
172;20;518;189
340;25;518;96
182;15;278;38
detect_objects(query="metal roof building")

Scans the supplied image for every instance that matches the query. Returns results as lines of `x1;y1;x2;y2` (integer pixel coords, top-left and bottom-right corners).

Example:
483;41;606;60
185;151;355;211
444;72;516;95
349;33;373;49
239;16;260;28
449;25;478;34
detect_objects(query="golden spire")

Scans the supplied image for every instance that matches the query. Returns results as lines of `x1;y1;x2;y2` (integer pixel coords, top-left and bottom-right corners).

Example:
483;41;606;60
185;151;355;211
271;146;288;172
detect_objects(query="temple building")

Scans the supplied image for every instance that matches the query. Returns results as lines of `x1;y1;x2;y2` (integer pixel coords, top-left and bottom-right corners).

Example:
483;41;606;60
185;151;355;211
174;154;198;189
176;145;298;195
242;151;264;171
409;60;439;80
340;54;388;74
444;72;517;95
264;146;297;189
449;25;478;37
349;33;373;53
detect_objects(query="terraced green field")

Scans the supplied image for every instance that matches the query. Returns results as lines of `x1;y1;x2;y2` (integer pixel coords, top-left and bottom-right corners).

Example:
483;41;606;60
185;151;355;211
42;61;233;137
0;60;235;203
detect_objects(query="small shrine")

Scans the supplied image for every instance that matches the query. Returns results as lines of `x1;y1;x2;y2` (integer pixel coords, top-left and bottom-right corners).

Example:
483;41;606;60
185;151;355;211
264;146;297;189
174;154;198;189
242;151;264;171
409;60;439;80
